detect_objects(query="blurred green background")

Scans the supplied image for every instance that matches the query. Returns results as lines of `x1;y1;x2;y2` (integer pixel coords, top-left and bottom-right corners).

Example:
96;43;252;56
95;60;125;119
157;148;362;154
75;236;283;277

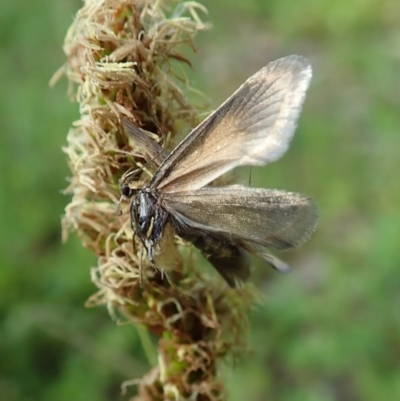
1;0;400;400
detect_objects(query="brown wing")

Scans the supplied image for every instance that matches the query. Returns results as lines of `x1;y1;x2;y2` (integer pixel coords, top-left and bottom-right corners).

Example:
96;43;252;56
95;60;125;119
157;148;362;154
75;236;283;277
162;186;318;250
150;55;312;193
122;118;168;167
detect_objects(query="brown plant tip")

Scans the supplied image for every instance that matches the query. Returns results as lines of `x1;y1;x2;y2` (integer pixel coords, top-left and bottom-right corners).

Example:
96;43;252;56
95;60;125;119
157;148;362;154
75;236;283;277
57;0;259;399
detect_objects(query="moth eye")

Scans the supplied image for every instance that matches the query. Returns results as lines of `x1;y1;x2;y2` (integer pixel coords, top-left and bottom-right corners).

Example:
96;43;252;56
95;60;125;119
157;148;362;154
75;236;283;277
121;186;132;197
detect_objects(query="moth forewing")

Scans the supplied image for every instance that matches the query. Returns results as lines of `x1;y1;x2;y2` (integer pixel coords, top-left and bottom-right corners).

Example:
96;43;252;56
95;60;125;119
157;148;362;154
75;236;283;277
149;55;312;193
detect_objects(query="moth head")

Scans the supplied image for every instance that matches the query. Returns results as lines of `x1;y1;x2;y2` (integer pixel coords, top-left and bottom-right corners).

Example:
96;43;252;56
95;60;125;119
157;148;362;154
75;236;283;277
116;168;141;215
119;181;135;198
119;166;142;195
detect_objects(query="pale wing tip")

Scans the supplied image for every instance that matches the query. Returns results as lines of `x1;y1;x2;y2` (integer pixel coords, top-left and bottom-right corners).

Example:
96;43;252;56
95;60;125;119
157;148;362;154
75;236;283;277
247;55;313;165
274;54;313;79
255;54;312;84
267;55;313;97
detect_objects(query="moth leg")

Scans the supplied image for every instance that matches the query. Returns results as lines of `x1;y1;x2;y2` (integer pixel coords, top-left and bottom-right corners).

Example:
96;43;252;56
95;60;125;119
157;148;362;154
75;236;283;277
139;246;144;287
130;197;148;286
147;240;156;264
147;241;164;280
131;226;137;254
136;237;160;285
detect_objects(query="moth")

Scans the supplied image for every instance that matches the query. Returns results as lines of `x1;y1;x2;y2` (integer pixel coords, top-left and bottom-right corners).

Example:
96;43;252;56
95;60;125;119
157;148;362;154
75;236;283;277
119;55;318;287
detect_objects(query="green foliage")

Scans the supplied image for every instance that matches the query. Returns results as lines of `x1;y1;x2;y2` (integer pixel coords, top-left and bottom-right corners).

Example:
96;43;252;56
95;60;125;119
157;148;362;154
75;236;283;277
1;0;399;400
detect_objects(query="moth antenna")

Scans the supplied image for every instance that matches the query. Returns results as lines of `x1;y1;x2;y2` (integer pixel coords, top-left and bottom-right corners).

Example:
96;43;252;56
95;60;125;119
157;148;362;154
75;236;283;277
121;166;142;185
